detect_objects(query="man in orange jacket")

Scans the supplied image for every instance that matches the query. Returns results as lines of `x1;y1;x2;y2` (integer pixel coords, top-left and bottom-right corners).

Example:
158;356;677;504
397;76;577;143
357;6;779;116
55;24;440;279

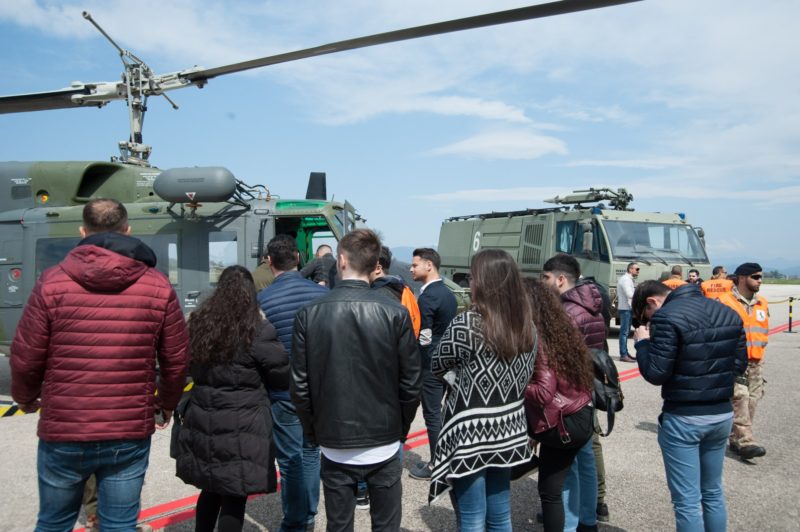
662;265;688;289
370;246;421;338
701;265;734;297
716;262;769;460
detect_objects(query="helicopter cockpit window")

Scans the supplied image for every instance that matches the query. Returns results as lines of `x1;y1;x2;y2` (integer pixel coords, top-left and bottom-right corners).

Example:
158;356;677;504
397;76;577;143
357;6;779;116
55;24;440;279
555;221;576;253
209;231;238;284
34;234;178;281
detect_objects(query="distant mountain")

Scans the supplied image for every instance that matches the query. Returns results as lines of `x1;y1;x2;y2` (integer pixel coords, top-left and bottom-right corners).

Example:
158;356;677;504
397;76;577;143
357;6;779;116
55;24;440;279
390;246;434;264
713;256;800;278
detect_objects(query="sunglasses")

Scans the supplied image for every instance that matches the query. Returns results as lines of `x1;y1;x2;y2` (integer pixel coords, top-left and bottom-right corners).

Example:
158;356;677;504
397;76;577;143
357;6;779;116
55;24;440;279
632;267;640;272
750;274;763;280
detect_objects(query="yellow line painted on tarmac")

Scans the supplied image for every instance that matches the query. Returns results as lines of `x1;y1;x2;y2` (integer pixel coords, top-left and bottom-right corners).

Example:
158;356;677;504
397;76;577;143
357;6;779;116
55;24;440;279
1;382;194;418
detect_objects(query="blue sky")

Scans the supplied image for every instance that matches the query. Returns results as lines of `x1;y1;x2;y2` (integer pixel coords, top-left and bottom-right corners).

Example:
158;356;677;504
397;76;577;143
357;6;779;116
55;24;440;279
1;1;798;264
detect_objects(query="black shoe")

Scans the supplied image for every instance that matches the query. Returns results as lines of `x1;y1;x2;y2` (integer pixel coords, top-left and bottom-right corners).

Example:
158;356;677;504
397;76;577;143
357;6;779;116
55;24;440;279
355;487;370;510
596;502;609;522
738;444;766;459
408;462;432;480
577;524;598;532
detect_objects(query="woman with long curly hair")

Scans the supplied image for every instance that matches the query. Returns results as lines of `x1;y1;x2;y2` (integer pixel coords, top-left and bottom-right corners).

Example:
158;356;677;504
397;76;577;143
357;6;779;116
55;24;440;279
524;279;595;532
175;265;288;532
428;249;537;531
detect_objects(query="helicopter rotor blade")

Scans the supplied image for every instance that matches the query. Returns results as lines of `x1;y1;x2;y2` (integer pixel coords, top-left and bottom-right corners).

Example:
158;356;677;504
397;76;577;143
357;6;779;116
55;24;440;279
0;0;640;115
0;86;103;114
184;0;641;83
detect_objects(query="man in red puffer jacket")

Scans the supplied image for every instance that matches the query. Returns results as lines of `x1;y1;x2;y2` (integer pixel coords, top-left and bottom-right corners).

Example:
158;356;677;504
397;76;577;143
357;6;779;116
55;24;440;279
11;198;189;531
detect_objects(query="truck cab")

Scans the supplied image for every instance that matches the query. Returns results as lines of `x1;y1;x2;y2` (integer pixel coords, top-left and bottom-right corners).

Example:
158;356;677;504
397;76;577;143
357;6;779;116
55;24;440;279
437;188;710;314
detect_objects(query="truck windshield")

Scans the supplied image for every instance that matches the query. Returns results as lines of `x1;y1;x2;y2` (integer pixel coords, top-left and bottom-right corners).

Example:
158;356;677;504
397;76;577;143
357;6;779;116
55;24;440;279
603;220;708;263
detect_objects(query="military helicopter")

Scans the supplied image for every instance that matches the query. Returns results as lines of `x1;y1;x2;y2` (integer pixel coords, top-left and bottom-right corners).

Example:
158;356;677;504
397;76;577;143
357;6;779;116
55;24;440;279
0;0;640;354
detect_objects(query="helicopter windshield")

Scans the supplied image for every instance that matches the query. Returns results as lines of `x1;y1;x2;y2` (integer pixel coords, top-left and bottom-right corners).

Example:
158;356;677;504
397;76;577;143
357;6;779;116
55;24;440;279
604;220;708;263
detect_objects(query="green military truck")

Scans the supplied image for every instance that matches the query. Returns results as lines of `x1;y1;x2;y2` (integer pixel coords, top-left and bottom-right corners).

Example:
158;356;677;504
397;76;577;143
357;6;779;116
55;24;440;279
436;188;711;316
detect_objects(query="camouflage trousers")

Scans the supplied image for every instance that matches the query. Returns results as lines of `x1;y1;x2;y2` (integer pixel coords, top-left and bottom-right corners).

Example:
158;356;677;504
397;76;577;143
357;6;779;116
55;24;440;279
730;359;765;447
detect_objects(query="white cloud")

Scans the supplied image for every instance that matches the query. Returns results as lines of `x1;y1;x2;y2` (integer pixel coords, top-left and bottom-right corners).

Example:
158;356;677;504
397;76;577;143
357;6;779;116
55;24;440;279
418;185;566;202
564;158;690;170
430;129;567;160
626;182;800;207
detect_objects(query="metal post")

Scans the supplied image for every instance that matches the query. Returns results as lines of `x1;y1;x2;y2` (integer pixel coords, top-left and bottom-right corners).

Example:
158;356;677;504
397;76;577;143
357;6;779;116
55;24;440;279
788;297;794;333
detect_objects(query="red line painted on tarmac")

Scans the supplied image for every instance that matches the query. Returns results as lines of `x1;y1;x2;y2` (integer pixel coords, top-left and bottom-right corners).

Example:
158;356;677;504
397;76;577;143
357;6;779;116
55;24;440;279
138;494;200;520
404;437;429;451
769;322;792;334
147;508;197;530
406;429;427;440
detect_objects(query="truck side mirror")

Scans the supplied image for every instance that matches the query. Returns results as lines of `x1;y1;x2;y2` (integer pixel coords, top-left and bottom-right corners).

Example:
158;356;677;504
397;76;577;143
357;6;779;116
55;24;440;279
580;220;594;258
694;226;706;247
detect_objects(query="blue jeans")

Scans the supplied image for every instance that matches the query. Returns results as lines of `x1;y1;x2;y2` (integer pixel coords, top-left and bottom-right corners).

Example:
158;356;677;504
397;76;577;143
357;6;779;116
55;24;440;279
451;467;512;532
36;438;151;532
658;413;733;532
271;399;321;531
563;438;598;530
618;309;632;356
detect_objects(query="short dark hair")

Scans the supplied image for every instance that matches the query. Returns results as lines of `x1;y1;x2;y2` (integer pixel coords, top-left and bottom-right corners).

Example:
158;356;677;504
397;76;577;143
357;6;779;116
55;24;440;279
267;234;299;271
670;265;683;276
82;198;128;234
712;265;725;276
689;268;700;276
413;247;441;269
378;246;393;271
543;253;580;283
632;280;671;324
339;229;381;275
627;262;638;272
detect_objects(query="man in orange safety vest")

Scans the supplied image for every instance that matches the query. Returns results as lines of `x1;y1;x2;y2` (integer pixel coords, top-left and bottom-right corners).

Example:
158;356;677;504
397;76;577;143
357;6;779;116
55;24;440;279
716;262;769;460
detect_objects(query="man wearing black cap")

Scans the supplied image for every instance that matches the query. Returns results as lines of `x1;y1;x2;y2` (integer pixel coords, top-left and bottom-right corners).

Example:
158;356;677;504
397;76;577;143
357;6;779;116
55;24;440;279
716;262;770;459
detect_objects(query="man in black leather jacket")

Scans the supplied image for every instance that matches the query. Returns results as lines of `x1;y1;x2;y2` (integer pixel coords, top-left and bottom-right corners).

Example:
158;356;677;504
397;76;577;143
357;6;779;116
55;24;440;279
291;229;422;531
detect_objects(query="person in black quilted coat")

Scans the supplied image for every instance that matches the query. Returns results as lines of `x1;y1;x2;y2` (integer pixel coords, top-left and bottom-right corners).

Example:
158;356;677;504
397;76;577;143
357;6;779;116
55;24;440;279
176;266;289;532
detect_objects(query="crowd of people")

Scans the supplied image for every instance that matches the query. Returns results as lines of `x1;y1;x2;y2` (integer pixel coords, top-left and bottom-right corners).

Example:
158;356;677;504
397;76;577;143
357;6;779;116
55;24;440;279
9;198;770;532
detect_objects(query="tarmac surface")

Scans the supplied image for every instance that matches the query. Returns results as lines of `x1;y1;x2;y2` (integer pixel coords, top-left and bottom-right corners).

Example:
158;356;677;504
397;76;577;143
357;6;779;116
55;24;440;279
1;284;799;531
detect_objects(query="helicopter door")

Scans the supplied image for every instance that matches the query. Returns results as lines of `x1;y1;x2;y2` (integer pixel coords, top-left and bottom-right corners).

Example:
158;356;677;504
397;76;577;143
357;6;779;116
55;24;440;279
173;222;241;311
343;201;357;234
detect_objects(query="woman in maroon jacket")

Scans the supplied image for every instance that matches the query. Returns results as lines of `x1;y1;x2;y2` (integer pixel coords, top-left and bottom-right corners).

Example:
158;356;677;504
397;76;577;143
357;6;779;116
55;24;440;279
524;279;595;532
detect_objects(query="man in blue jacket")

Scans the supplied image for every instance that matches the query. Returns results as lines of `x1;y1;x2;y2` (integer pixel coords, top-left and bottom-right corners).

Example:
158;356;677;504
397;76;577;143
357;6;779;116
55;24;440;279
258;234;328;532
632;281;747;531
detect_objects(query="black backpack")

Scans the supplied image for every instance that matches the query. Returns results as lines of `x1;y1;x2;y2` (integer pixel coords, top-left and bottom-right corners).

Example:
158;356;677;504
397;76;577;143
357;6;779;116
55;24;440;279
591;348;624;436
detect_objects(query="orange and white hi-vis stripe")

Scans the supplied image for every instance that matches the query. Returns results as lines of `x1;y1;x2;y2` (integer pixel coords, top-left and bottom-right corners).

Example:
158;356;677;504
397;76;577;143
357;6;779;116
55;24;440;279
718;292;769;360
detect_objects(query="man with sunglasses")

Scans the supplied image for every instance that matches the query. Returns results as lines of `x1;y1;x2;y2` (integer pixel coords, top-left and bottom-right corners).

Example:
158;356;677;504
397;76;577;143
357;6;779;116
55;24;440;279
716;263;770;460
616;262;639;362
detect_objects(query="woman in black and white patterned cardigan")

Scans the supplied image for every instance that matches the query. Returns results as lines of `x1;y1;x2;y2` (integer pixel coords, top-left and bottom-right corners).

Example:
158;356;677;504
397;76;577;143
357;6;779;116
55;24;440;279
428;249;537;531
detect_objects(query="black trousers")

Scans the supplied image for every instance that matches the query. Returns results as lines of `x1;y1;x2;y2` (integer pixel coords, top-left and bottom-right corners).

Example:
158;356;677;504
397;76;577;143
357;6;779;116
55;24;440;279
537;444;582;532
420;355;444;457
321;451;402;532
194;490;248;532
